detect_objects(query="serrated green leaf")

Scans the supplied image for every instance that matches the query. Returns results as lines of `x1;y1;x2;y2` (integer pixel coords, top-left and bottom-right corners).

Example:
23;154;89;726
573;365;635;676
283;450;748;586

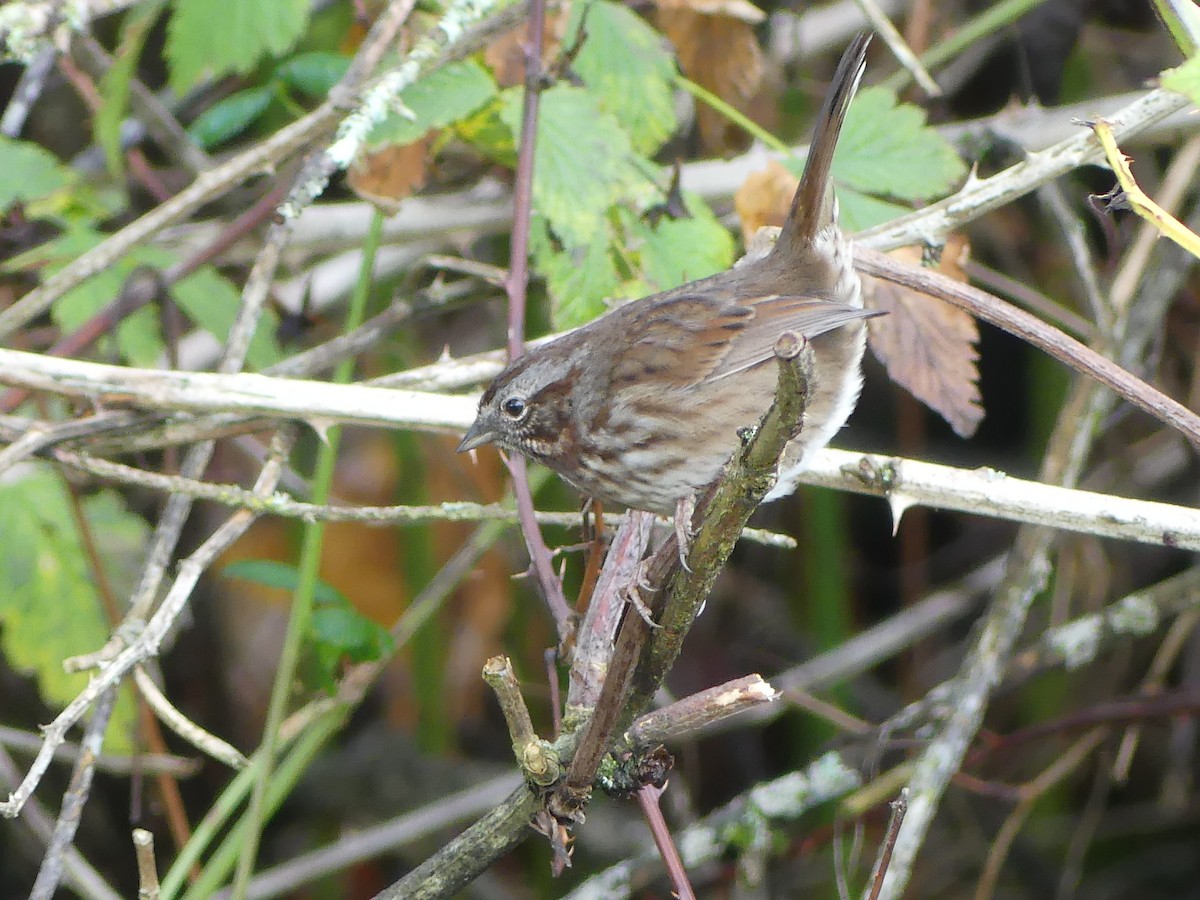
457;96;516;165
1162;54;1200;105
166;0;311;93
836;186;911;232
632;201;734;291
0;137;73;211
832;86;966;202
568;0;677;154
500;85;644;248
0;466;146;751
187;87;273;149
96;3;161;178
366;59;497;148
275;51;351;97
531;215;622;327
172;265;282;369
221;559;345;606
25;227;170;365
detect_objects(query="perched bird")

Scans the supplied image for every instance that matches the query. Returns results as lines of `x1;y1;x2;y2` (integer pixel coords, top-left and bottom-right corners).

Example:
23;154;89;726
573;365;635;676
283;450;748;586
460;34;878;550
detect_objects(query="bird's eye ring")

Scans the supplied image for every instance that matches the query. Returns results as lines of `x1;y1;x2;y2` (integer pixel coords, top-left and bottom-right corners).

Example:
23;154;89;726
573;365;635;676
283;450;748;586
501;397;527;419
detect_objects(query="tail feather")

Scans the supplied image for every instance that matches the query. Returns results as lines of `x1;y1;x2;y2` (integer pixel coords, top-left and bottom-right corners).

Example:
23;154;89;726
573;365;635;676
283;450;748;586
773;33;870;259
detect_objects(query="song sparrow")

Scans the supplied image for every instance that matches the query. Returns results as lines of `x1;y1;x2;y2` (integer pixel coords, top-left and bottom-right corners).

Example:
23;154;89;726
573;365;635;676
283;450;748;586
460;35;877;534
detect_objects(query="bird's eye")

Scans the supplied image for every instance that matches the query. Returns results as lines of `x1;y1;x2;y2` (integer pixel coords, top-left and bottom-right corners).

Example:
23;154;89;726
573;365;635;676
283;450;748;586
501;397;527;419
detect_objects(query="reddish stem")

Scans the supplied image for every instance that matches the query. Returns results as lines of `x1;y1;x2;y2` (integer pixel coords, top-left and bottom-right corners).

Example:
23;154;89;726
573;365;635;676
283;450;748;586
502;0;574;642
636;784;696;900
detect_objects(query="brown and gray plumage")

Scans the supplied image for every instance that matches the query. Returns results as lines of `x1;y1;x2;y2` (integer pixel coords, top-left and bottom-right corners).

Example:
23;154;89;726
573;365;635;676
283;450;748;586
459;34;877;517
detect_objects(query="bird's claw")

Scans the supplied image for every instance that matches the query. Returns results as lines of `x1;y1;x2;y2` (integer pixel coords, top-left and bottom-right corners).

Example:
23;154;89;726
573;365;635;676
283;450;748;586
673;494;697;573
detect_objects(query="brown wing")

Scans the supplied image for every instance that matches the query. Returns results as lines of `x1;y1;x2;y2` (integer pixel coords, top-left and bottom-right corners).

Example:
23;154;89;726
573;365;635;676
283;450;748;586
607;292;875;390
606;293;737;390
704;294;878;382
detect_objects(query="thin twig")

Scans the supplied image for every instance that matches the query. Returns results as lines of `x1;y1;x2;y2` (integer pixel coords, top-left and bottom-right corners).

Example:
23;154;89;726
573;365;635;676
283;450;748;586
0;746;122;900
623;675;778;747
867;789;908;900
497;0;575;642
29;689;118;900
1092;117;1200;259
1109;133;1200;311
0;44;54;136
636;784;696;900
973;730;1106;900
132;667;248;770
484;656;560;786
567;511;656;714
852;0;940;96
1037;180;1111;331
0;726;198;777
132;829;160;900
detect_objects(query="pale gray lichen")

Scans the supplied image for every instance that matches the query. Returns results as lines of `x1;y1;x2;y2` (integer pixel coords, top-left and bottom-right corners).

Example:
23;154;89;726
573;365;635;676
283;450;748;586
678;823;724;866
748;751;861;819
326;0;497;170
1046;616;1103;671
1107;592;1159;636
0;6;46;62
1;0;89;62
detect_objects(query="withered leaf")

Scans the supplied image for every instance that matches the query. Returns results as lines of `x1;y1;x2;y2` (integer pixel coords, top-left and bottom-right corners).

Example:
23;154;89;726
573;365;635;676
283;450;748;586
483;12;564;88
734;159;797;242
864;240;984;438
656;0;764;153
346;137;431;212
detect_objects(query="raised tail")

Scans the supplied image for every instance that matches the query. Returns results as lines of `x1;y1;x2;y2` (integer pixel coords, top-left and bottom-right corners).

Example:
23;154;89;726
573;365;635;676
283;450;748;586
772;33;870;260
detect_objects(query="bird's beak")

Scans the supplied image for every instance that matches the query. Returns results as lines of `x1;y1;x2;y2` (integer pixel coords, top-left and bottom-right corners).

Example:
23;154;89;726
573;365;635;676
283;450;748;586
457;419;496;453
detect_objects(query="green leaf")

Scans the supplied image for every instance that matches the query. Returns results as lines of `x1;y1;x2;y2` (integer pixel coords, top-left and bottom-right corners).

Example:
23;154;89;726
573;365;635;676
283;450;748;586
499;85;644;248
366;59;497;148
832;86;966;202
1162;54;1200;105
166;0;312;93
221;559;345;606
172;265;282;369
0;466;146;751
0;137;73;211
457;96;516;166
223;560;392;691
836;186;911;233
310;604;392;662
96;3;160;178
24;227;169;366
531;215;622;328
568;0;677;154
1153;0;1200;55
187;87;273;149
632;200;734;291
275;51;351;97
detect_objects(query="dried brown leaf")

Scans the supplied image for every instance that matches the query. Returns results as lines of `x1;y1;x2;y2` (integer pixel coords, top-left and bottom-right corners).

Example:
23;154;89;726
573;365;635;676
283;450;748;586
346;137;432;212
734;159;797;242
483;12;564;88
657;0;765;22
656;0;764;153
865;239;984;438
